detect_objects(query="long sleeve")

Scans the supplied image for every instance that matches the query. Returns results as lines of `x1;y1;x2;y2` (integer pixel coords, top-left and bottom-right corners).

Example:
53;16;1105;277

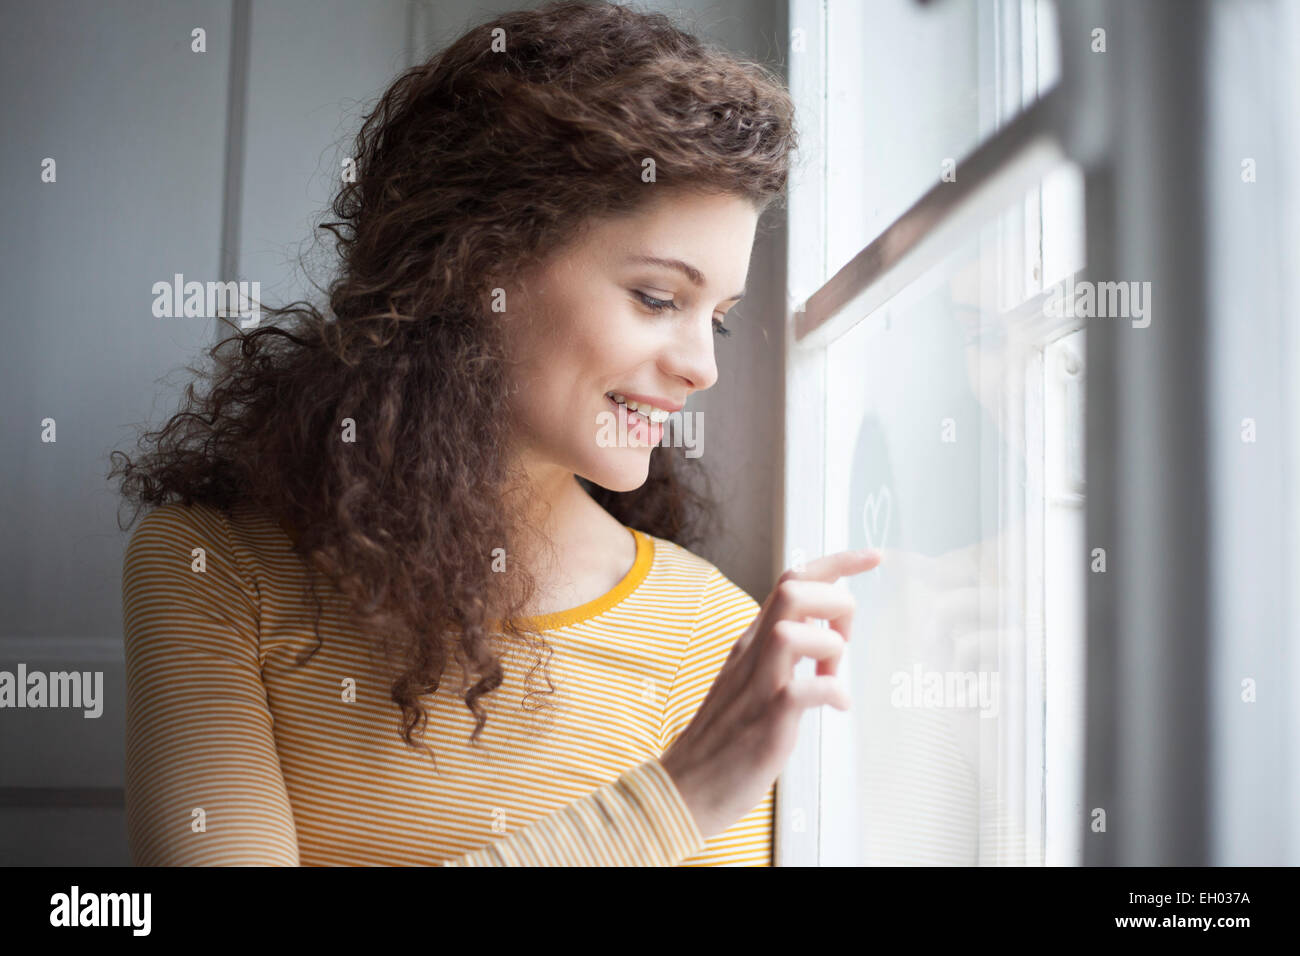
660;565;775;865
122;502;707;866
442;757;703;866
661;567;761;751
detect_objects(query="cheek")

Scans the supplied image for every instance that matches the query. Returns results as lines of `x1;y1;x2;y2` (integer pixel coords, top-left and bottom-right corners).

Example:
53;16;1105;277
518;293;645;398
582;315;647;375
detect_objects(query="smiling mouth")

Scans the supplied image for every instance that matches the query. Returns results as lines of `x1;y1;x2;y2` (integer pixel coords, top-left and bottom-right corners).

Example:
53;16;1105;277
604;392;671;423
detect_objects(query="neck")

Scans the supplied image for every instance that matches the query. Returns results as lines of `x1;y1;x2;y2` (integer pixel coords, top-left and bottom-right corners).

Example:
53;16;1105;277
503;455;601;585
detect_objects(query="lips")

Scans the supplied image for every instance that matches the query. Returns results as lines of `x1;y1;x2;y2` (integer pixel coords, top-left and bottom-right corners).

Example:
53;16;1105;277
603;391;677;422
606;393;664;445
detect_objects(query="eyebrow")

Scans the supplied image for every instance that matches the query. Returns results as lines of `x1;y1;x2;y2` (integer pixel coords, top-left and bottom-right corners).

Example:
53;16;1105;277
626;255;746;302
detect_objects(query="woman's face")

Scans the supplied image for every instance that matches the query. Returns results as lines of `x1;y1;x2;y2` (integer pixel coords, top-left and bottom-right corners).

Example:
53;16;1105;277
498;189;760;493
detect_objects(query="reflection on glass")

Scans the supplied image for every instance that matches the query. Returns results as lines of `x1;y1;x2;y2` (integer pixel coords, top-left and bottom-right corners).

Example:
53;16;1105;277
819;169;1085;865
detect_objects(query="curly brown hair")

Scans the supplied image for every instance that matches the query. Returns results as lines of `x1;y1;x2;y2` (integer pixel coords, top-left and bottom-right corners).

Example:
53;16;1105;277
110;0;797;765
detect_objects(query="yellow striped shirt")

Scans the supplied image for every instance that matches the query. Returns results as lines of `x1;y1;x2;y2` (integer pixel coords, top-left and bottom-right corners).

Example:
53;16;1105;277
121;500;772;866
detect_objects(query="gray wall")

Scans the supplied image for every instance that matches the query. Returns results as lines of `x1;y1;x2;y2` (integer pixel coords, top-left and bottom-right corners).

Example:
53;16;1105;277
0;0;786;864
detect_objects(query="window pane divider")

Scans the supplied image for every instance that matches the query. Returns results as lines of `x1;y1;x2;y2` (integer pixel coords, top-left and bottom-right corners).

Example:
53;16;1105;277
795;86;1068;349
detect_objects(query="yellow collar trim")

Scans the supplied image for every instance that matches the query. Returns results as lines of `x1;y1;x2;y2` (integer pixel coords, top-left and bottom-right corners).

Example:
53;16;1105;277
277;517;654;632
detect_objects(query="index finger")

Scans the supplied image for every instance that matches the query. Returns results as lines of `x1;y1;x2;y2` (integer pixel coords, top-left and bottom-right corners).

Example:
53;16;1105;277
739;548;883;663
757;547;881;627
787;548;883;584
766;549;882;674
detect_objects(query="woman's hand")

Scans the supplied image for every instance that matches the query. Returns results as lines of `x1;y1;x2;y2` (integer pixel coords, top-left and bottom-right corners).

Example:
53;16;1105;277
659;548;884;841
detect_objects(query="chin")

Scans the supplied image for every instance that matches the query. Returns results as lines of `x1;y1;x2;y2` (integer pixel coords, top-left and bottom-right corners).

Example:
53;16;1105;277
582;451;652;493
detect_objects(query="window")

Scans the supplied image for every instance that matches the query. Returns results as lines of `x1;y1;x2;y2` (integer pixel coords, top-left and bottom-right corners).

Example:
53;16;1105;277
782;0;1085;866
782;0;1300;868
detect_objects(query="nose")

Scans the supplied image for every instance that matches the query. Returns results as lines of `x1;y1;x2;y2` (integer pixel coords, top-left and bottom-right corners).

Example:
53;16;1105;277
664;308;719;392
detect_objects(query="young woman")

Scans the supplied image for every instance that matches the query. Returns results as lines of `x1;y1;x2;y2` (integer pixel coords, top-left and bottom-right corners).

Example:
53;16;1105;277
112;0;880;866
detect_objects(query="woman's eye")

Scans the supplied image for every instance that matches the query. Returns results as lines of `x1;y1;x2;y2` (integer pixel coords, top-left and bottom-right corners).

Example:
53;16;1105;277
633;290;677;312
634;291;731;337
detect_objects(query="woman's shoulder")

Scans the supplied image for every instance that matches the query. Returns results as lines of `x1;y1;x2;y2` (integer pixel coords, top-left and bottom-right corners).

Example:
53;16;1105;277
123;498;296;593
124;500;235;568
127;499;288;548
120;501;269;643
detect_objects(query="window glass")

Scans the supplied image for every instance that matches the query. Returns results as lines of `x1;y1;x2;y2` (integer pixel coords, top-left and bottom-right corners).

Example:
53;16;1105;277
818;166;1085;864
824;0;1062;282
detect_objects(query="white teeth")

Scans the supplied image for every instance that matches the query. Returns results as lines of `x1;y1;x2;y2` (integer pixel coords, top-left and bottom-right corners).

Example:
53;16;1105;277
606;392;671;423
